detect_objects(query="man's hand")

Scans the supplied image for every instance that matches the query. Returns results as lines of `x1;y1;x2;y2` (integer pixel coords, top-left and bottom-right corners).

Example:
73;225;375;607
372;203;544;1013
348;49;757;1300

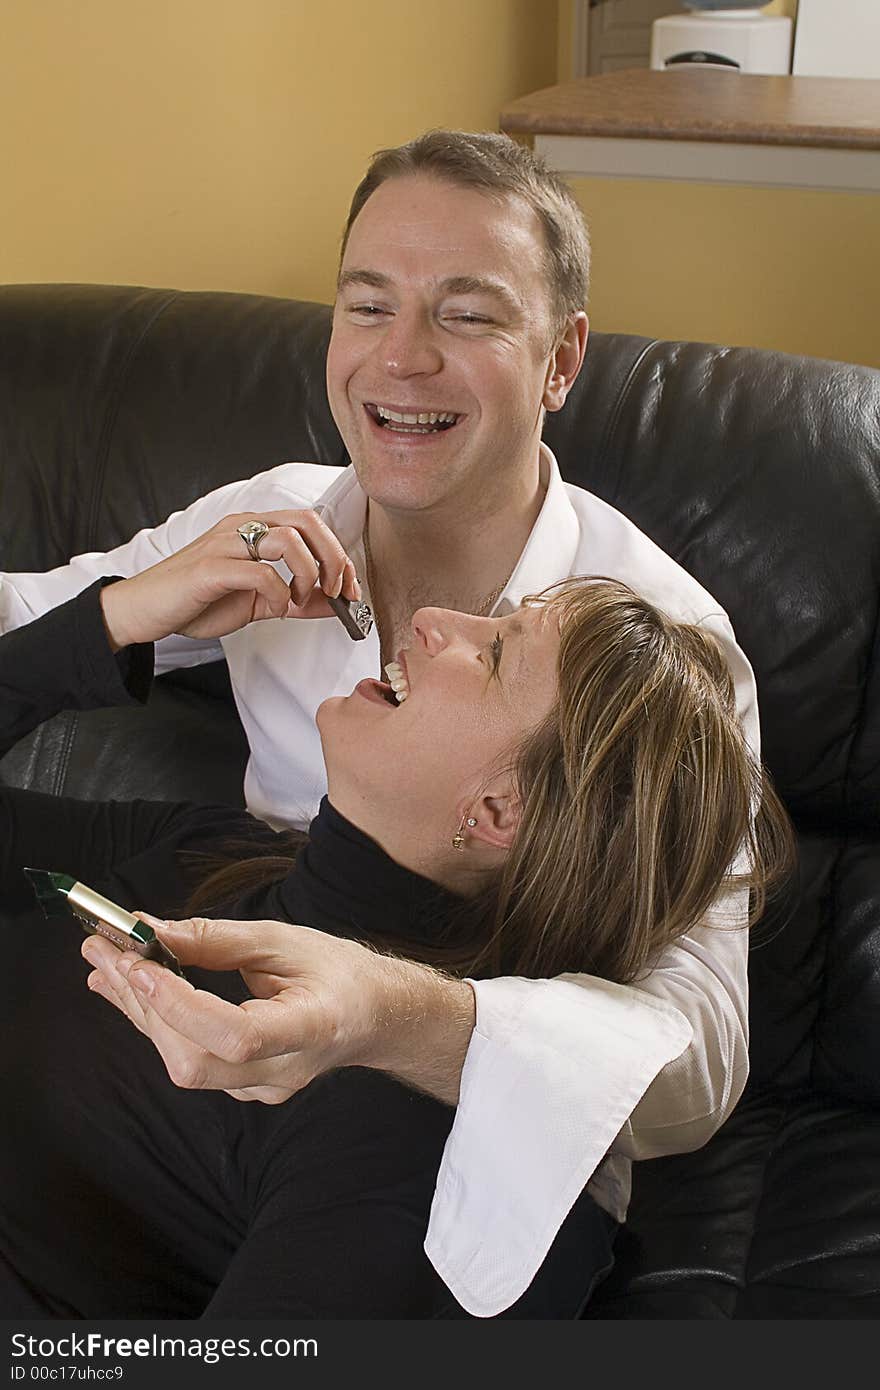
99;509;361;650
80;916;476;1107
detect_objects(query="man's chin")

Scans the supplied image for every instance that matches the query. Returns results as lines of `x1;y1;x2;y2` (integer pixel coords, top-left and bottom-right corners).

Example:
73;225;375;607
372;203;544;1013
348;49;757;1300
349;461;461;517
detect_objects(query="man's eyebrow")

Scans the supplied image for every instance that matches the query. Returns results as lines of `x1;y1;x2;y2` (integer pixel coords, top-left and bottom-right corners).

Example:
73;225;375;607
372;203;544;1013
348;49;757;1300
337;269;391;292
439;276;522;314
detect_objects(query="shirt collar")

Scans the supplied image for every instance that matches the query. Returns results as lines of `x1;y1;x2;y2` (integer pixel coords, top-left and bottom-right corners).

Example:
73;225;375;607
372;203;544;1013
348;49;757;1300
311;464;368;553
493;443;582;616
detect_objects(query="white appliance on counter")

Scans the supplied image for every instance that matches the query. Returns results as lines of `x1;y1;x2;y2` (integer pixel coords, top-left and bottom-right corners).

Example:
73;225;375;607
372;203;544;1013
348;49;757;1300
650;7;793;75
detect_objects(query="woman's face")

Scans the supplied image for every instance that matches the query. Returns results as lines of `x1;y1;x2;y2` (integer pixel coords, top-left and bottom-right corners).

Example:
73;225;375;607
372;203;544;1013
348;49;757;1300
317;604;560;861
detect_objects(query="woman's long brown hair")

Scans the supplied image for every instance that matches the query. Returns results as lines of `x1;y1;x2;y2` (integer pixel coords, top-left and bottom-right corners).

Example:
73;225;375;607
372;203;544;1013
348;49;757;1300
186;578;794;985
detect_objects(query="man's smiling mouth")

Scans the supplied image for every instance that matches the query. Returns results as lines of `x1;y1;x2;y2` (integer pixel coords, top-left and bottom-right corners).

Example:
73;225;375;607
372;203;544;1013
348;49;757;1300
364;403;461;435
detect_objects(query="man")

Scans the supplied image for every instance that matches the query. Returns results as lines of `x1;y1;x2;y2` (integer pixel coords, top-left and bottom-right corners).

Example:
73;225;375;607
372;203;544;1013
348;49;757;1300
0;131;756;1317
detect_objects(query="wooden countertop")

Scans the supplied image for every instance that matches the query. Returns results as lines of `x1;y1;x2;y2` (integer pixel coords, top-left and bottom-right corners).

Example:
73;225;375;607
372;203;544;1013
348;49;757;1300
501;69;880;151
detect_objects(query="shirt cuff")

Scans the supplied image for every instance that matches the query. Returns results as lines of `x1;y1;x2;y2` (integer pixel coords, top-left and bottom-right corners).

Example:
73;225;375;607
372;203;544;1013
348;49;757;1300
423;974;693;1317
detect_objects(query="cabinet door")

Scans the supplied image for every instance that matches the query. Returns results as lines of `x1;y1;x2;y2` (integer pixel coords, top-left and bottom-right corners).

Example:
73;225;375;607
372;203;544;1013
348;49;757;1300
587;0;678;74
793;0;880;79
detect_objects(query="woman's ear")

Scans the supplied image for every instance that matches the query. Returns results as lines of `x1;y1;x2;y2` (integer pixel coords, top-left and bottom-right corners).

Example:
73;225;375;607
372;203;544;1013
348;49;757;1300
467;791;521;851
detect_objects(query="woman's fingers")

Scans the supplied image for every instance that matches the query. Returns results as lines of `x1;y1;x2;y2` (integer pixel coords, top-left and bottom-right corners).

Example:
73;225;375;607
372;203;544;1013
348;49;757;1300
186;555;293;615
101;508;362;647
221;510;361;605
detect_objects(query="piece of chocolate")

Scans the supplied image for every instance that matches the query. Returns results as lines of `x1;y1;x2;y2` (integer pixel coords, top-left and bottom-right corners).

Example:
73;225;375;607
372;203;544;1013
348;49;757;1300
327;593;374;641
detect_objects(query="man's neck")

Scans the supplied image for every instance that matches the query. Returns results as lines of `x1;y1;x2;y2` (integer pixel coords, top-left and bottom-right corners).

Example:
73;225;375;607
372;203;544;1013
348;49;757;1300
365;462;547;667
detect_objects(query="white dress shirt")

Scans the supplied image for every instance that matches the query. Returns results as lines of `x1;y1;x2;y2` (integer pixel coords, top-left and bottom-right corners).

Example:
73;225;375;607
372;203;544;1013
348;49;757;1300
0;445;759;1316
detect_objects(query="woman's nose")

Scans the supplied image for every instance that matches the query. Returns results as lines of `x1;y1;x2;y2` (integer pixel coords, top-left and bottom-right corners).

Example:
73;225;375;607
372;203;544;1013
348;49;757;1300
411;607;457;654
381;310;442;379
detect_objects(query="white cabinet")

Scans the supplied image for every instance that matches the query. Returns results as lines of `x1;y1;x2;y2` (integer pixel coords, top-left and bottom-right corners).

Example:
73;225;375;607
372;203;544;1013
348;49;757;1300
793;0;880;80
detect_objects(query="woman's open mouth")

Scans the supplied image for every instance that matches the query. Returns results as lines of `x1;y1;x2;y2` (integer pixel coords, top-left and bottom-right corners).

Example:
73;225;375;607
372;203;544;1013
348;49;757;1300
364;403;461;436
355;678;401;708
354;657;410;709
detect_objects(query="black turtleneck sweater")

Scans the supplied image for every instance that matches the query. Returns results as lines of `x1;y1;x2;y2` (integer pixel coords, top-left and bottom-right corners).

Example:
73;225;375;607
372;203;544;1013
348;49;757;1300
257;797;468;953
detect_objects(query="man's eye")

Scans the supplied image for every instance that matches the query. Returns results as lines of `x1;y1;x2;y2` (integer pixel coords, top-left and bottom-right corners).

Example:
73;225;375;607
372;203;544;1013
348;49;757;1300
449;313;490;325
349;304;388;318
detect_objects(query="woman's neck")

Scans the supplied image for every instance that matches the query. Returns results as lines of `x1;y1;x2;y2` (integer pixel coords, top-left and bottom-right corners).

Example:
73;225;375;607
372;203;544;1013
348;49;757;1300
276;797;470;948
323;789;494;899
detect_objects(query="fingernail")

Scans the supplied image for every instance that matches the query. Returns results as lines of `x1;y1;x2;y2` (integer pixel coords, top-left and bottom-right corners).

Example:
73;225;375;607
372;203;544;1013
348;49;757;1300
137;911;167;929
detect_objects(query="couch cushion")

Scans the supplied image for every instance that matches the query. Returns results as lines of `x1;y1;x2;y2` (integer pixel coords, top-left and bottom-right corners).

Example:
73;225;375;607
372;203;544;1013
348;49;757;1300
586;1091;880;1319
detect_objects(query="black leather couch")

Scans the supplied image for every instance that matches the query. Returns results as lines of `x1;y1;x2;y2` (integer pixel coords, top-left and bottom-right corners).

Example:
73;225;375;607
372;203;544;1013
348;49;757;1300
1;283;878;1319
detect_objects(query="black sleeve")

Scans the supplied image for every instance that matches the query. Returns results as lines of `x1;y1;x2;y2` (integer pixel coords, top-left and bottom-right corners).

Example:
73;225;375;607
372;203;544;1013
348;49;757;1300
0;578;154;759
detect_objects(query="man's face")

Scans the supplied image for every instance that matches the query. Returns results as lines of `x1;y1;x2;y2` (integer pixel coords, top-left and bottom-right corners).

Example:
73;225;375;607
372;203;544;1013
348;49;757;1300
326;174;561;521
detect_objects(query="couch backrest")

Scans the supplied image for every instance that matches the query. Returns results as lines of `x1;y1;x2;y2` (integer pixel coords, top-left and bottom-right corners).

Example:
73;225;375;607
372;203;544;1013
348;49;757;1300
0;284;346;565
2;284;878;1103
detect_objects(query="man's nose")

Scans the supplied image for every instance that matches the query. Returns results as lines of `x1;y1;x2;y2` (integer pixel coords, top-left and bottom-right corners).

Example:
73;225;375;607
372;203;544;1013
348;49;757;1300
381;309;442;379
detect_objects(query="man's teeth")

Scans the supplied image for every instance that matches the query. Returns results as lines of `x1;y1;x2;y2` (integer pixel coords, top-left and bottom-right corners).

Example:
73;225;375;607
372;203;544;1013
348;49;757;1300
384;661;409;703
375;405;457;428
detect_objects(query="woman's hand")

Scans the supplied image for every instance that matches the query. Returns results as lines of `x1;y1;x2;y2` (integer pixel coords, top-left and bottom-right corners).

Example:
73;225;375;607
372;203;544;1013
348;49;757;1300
99;509;361;649
80;916;476;1107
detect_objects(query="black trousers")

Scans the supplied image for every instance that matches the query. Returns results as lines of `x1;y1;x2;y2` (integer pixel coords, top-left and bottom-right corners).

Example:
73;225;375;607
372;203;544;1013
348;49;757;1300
0;787;617;1319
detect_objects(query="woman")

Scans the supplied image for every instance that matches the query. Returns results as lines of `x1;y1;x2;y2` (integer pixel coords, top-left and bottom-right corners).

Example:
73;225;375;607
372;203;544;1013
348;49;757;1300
0;537;790;1319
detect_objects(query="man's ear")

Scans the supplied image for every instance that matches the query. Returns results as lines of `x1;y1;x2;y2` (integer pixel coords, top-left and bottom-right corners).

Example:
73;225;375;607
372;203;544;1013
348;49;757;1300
466;789;522;851
543;311;589;414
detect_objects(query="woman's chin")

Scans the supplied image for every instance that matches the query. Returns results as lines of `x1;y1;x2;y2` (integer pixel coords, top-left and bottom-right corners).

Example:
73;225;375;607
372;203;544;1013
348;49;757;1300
315;693;344;722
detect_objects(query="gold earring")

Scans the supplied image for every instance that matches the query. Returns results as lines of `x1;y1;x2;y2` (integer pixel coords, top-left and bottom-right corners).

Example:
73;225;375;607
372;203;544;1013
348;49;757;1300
451;815;477;850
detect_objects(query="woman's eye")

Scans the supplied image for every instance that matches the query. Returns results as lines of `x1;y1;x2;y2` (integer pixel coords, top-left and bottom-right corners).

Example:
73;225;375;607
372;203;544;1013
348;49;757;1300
489;632;504;676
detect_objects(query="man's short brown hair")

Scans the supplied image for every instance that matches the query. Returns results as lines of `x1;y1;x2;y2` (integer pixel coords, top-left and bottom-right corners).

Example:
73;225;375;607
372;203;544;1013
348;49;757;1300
339;129;590;344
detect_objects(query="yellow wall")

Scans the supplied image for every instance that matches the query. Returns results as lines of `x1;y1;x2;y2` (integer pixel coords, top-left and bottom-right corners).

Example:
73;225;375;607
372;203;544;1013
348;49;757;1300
572;177;880;368
0;0;557;304
1;0;876;369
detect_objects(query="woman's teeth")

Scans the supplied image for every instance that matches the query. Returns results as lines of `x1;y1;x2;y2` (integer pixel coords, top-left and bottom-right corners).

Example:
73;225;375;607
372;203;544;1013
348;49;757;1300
374;405;457;434
383;661;409;703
